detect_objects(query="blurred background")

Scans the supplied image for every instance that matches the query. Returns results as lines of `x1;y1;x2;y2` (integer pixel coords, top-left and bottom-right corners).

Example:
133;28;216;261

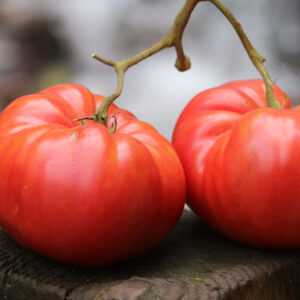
1;0;300;140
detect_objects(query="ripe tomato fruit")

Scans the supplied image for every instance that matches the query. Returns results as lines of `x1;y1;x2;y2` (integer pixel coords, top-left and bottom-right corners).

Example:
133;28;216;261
0;83;186;265
173;79;300;248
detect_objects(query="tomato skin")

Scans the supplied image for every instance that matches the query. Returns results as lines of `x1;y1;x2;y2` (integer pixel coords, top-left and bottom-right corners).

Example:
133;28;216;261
0;84;186;266
173;79;300;248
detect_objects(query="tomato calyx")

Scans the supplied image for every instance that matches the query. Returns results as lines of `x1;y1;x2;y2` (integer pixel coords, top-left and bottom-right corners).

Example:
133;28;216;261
107;115;117;134
74;115;96;122
73;114;117;134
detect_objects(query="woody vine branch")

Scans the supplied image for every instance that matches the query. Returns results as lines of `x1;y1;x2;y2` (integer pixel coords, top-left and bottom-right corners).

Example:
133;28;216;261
80;0;282;125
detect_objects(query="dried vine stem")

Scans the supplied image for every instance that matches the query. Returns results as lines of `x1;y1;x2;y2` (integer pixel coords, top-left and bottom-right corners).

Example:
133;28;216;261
90;0;281;125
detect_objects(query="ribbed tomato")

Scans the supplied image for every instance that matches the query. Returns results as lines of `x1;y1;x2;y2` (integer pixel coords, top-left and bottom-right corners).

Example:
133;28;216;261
0;83;186;265
173;79;300;248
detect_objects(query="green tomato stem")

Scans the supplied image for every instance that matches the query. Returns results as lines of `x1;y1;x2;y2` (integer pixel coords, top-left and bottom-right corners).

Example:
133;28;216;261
90;0;282;125
209;0;282;109
92;0;198;124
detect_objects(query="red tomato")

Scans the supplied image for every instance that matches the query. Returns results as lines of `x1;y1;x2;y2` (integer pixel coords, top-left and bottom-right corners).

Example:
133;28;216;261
173;79;300;248
0;83;186;265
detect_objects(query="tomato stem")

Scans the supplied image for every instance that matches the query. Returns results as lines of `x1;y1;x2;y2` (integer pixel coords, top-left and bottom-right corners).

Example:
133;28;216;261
93;0;282;123
209;0;282;109
93;0;198;124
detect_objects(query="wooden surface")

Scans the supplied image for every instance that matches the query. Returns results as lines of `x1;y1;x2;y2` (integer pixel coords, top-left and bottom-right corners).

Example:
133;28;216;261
0;210;298;299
